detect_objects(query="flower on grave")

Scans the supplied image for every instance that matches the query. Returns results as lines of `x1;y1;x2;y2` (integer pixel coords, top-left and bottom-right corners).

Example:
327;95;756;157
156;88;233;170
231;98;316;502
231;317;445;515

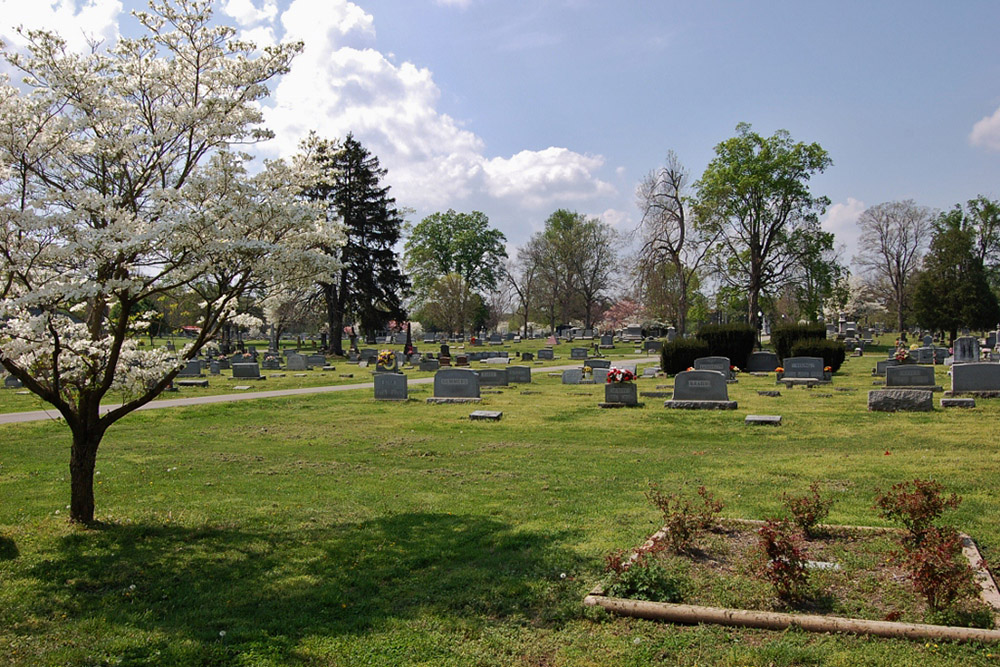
824;366;832;372
377;349;395;366
583;366;592;373
730;365;740;373
894;347;909;362
606;367;636;383
686;366;694;371
775;367;784;373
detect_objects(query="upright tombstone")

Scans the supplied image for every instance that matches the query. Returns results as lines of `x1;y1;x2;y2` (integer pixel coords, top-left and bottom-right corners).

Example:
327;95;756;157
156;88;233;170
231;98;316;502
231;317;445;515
478;368;509;386
359;348;378;364
664;370;737;409
886;365;938;389
781;357;825;380
261;357;281;370
603;381;638;406
537;348;555;360
643;340;663;353
430;368;481;402
4;374;23;388
746;351;779;373
209;360;221;375
587;358;611;370
600;334;615;348
911;347;934;365
507;366;532;384
419;358;440;373
489;333;502;345
570;347;589;360
923;334;933;347
286;354;310;371
953;337;980;364
374;372;408;401
875;359;900;376
521;352;534;362
694;356;731;376
949;363;1000;395
177;360;203;377
623;326;643;341
232;362;263;380
561;369;583;384
306;354;326;367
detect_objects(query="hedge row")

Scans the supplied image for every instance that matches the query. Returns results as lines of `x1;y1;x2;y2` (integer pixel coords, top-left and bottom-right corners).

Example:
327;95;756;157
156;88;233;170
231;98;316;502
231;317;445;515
771;324;827;361
659;338;709;375
790;338;847;373
695;324;757;369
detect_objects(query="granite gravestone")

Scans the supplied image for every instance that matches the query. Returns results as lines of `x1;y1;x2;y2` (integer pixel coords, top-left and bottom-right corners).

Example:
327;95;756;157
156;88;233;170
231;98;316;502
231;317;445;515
781;357;825;379
951;363;1000;393
746;351;779;372
537;349;555;360
587;359;611;370
694;356;730;376
876;359;901;375
886;365;936;387
562;369;583;384
478;368;509;386
286;354;309;371
4;374;22;388
600;335;615;347
232;362;262;379
177;360;203;377
643;340;663;353
374;372;408;400
570;348;588;360
953;337;980;364
432;368;480;399
507;366;532;383
604;382;638;405
419;359;440;372
672;370;730;401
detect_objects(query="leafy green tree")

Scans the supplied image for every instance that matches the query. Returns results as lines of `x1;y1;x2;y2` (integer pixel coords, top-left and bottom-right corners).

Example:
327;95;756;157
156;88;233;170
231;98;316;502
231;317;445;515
404;209;507;304
695;123;832;330
942;196;1000;293
301;133;409;354
913;214;1000;341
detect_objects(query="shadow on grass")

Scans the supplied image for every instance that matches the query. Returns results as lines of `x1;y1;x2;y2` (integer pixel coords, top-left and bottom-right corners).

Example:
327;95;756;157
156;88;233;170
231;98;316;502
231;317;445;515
0;534;18;560
28;513;584;661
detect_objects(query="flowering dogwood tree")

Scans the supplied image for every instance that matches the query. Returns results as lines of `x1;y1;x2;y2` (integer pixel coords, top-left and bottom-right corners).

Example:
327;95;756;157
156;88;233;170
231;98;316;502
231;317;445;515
0;0;342;523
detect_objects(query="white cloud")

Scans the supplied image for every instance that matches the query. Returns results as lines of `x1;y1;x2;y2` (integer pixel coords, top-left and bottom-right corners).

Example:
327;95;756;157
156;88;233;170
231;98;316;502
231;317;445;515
435;0;473;8
260;0;614;222
821;197;866;263
970;106;1000;151
0;0;121;53
222;0;278;27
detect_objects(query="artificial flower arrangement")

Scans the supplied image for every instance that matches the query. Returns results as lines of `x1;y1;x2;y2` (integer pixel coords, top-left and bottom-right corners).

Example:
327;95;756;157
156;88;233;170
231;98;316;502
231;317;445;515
606;367;636;383
377;349;396;366
774;367;784;373
824;366;832;372
893;347;909;363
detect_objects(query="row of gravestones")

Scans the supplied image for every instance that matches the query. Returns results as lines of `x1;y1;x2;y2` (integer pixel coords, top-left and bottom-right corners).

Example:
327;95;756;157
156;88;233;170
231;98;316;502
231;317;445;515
375;366;535;400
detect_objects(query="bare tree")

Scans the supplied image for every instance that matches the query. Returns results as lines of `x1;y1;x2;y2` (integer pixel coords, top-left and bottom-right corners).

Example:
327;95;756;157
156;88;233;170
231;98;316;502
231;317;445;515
853;200;933;332
634;152;716;334
505;245;541;337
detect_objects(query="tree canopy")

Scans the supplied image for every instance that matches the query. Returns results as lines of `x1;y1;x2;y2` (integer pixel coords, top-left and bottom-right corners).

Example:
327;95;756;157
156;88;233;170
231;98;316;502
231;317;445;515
695;123;832;329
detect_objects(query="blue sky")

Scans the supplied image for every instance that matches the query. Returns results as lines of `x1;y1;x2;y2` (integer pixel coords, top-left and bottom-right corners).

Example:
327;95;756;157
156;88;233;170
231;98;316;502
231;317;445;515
2;0;999;265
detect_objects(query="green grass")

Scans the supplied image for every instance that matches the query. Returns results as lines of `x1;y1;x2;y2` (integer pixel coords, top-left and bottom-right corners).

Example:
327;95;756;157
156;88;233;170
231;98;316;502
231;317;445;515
2;352;1000;665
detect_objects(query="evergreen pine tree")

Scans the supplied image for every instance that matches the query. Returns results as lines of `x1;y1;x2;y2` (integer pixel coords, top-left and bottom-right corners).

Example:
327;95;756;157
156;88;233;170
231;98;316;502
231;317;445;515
305;133;409;354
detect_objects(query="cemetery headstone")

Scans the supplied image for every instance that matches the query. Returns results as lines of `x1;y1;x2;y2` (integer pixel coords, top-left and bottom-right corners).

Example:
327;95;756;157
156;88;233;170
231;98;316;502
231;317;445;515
950;363;1000;394
746;351;779;372
587;358;611;370
886;365;937;388
232;362;263;380
953;336;980;364
923;334;933;347
521;352;534;362
694;356;731;376
562;369;583;384
507;366;532;383
177;360;203;377
665;370;736;409
209;360;220;375
570;347;588;360
4;375;22;388
603;381;638;406
374;372;408;400
306;354;326;367
419;358;440;372
286;354;309;371
643;340;663;353
478;368;509;386
781;356;825;379
431;368;480;400
875;359;900;375
537;348;554;360
600;334;615;347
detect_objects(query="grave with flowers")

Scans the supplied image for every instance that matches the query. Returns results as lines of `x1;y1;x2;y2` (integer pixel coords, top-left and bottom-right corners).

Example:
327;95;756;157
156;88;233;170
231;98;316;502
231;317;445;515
600;367;640;407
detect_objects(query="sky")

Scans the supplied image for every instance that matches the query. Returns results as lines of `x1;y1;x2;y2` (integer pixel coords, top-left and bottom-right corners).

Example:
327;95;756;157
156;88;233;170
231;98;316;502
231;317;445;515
1;0;999;267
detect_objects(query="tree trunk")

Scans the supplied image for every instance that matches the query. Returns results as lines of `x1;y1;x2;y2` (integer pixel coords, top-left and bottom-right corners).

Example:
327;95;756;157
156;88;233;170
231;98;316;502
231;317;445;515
69;426;104;523
323;282;345;356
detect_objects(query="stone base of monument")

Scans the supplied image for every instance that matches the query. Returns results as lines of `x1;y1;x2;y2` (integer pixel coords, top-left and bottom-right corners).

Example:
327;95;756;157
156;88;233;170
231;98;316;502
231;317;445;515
745;414;781;426
426;397;482;404
226;375;265;381
664;400;737;410
598;402;645;408
888;384;943;392
867;389;932;412
943;390;1000;398
941;398;976;408
757;390;781;397
177;379;209;387
470;410;502;421
778;378;827;388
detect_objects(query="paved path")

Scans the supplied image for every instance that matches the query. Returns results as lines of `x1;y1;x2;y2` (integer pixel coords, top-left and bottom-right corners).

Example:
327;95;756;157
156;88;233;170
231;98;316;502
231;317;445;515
0;357;660;425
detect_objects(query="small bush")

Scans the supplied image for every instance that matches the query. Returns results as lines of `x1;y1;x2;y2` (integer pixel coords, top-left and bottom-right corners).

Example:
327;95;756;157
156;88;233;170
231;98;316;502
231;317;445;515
646;484;724;552
782;482;834;538
898;526;980;613
695;323;757;368
771;323;826;361
755;519;809;600
789;338;846;373
604;548;689;602
873;479;961;546
660;338;709;375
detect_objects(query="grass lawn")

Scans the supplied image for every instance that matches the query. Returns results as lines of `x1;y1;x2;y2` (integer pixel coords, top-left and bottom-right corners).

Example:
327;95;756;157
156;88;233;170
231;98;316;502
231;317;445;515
1;345;999;665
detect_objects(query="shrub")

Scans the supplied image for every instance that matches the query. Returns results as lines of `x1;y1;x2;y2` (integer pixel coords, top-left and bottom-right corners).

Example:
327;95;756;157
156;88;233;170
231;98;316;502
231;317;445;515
645;484;724;552
898;526;980;612
771;323;827;361
782;482;834;538
660;338;709;375
873;479;961;546
695;323;757;368
604;547;689;602
789;338;846;373
755;519;809;600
